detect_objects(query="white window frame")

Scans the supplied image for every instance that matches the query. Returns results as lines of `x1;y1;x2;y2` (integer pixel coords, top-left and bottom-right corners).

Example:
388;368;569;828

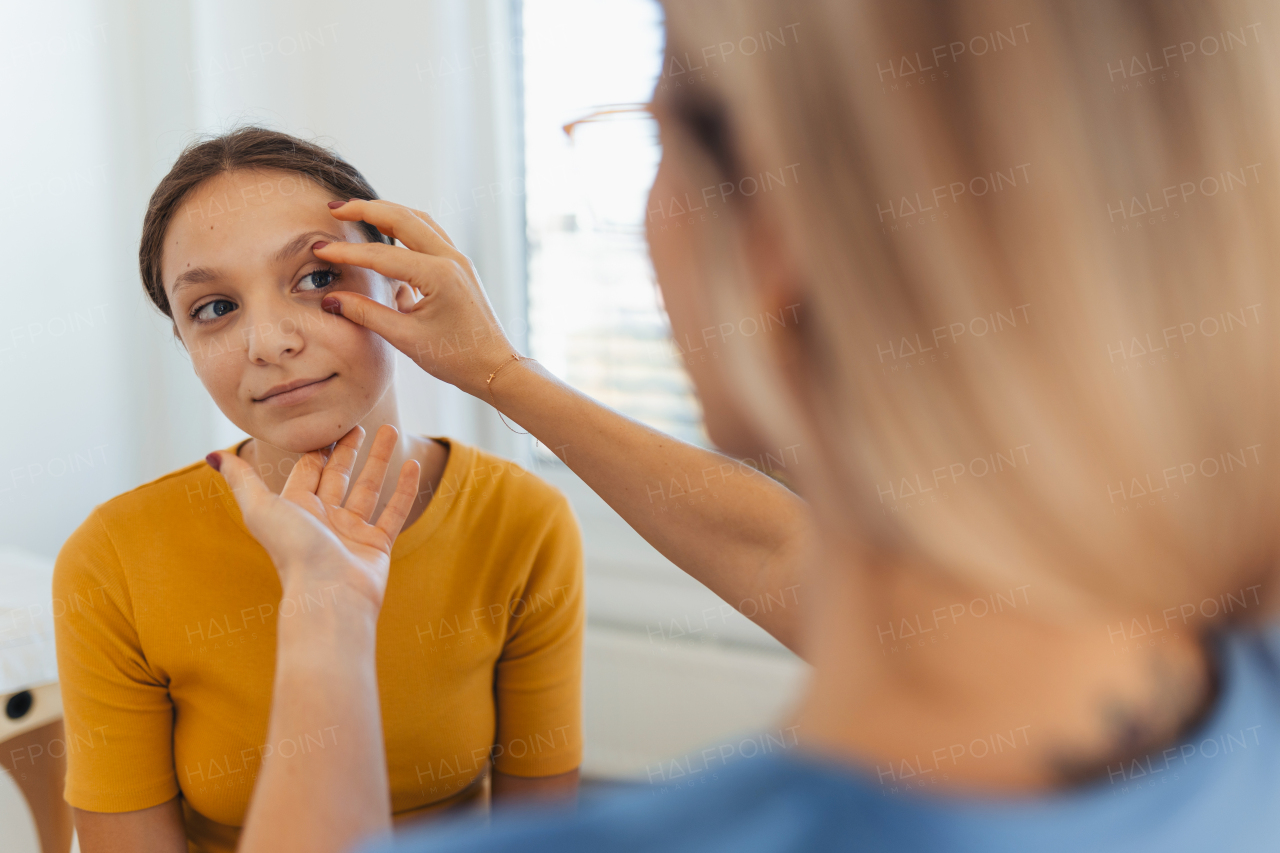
511;0;787;655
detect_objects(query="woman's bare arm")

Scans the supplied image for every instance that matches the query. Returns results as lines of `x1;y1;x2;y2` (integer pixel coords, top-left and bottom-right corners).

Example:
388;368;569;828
213;430;419;853
73;798;186;853
487;359;810;653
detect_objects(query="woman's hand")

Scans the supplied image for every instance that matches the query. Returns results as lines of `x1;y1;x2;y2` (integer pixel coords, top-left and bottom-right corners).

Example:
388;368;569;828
313;202;810;657
314;199;519;398
207;424;420;614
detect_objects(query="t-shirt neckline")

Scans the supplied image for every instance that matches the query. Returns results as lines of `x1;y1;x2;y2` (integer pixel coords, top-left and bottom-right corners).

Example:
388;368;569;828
217;434;469;561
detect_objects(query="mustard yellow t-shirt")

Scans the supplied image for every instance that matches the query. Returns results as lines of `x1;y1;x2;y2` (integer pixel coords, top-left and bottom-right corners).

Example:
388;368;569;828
53;436;583;853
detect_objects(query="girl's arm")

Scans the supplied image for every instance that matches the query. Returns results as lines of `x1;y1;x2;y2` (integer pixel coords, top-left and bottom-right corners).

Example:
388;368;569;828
489;489;585;805
316;200;811;655
52;512;194;851
72;800;186;853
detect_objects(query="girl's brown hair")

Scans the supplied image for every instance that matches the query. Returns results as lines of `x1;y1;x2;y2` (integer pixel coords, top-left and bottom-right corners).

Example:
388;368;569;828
139;126;390;322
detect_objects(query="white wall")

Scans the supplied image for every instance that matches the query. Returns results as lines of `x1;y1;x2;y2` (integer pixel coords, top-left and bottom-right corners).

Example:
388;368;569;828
1;1;134;559
0;0;528;558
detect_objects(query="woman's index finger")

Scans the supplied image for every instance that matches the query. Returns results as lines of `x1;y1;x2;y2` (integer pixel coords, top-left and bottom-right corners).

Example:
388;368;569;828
401;205;457;250
313;239;429;285
331;198;454;257
374;460;422;541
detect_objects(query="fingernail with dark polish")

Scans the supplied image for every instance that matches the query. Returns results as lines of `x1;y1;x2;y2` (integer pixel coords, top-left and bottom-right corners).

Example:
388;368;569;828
206;452;222;472
312;241;329;251
327;201;346;209
322;296;342;315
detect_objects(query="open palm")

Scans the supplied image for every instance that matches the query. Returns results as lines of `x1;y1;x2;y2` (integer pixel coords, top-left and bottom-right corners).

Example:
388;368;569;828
211;424;421;612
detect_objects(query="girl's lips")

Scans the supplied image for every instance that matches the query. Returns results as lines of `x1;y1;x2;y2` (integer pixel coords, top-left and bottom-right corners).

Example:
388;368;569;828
257;373;337;406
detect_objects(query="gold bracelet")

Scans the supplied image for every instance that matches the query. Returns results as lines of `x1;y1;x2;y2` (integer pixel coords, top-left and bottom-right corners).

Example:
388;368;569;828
485;353;530;435
486;353;522;389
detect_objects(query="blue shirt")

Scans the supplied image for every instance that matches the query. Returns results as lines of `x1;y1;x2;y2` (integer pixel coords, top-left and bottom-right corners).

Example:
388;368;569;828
360;623;1280;852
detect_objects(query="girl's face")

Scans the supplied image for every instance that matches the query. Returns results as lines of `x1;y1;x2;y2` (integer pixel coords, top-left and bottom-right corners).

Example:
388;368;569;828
162;169;408;453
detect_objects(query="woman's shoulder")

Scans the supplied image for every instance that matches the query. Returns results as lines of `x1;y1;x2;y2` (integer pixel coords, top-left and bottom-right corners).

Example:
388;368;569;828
359;752;853;853
366;616;1280;853
362;621;1280;853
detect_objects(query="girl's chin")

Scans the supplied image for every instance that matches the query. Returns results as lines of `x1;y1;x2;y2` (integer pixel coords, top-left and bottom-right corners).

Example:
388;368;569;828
246;422;359;455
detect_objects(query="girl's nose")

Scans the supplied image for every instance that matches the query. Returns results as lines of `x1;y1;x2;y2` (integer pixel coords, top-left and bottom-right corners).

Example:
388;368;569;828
243;301;308;364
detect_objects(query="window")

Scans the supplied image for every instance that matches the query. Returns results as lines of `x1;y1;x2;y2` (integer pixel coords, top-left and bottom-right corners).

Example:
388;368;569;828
518;1;784;654
521;0;707;453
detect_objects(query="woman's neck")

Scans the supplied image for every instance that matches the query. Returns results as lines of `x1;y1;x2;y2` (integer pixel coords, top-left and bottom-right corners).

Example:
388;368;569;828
235;402;448;531
789;533;1218;794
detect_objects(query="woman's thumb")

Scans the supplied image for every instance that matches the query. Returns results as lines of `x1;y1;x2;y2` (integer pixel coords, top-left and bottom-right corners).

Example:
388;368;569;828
321;293;410;347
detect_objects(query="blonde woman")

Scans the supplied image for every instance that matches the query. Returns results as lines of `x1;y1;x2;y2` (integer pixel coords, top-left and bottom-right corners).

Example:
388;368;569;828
215;0;1280;850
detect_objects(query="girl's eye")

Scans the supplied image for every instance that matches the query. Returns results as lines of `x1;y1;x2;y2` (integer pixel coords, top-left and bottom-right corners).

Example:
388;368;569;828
298;267;340;292
190;299;236;324
187;267;340;324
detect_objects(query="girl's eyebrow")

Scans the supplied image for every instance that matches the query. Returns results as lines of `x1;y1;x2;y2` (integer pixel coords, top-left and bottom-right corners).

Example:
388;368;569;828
171;229;346;299
273;229;345;263
171;267;218;299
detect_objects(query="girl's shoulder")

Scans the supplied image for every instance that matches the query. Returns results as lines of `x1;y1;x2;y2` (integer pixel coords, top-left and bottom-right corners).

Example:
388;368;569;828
53;451;235;612
55;440;255;596
427;436;574;524
81;446;238;540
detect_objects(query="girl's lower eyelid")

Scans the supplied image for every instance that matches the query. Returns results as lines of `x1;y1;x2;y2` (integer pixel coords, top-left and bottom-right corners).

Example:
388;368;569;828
190;300;237;322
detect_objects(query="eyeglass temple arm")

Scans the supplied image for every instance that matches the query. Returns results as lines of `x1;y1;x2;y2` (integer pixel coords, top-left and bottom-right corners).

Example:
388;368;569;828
561;103;653;139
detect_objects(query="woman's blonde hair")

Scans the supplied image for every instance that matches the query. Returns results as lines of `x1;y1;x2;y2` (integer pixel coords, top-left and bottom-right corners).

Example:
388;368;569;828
659;0;1280;621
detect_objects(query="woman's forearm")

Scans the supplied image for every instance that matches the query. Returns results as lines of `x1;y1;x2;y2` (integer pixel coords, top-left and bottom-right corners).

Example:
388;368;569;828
238;580;391;853
488;358;810;654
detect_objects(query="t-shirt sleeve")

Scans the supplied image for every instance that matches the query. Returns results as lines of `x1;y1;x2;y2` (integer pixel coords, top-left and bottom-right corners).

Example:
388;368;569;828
492;493;585;778
53;509;180;812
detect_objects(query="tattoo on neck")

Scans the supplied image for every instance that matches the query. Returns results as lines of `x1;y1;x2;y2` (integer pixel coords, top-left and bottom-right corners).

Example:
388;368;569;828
1046;639;1218;786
